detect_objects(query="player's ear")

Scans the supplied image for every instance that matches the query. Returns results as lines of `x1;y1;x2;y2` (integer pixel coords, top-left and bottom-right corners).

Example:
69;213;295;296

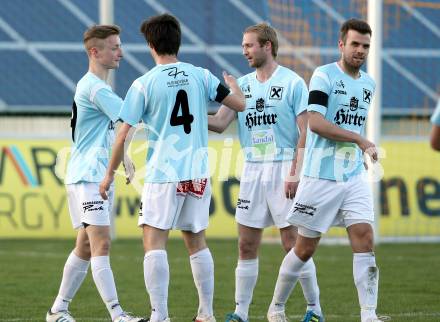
338;39;344;51
89;47;98;58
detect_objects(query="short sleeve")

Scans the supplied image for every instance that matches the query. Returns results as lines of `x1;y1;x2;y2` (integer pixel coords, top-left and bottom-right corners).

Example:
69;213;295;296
91;85;123;122
118;80;145;126
292;78;308;116
203;69;221;102
431;99;440;126
308;69;331;116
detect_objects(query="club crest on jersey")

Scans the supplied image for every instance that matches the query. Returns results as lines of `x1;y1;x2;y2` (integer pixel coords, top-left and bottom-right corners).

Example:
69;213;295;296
256;98;265;112
349;96;359;111
269;86;283;100
363;88;372;104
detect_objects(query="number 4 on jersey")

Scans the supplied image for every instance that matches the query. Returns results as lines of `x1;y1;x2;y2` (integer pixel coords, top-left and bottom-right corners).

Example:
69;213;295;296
170;89;194;134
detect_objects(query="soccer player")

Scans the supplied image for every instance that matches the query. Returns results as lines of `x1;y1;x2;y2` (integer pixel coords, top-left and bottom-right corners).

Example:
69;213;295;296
430;99;440;151
99;14;245;322
267;19;382;322
208;23;323;322
46;25;146;322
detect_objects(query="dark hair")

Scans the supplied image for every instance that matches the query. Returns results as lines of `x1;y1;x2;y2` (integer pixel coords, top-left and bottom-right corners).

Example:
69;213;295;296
340;18;372;43
83;25;121;51
244;23;278;58
140;13;181;56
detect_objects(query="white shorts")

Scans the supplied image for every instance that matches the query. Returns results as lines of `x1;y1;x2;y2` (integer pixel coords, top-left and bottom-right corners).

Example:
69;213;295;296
235;161;294;229
138;178;211;233
287;175;374;233
66;183;114;229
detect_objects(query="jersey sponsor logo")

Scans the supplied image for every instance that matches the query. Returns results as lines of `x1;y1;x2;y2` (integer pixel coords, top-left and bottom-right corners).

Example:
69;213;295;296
251;131;274;145
245;112;278;130
363;88;372;104
269;86;283;100
334;109;366;126
163;66;188;78
163;67;190;87
245;98;278;130
292;202;316;216
334;89;347;95
82;200;104;213
334;96;367;127
237;198;250;210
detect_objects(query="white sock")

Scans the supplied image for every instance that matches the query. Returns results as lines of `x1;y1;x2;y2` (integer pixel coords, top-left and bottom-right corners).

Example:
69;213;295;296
353;252;379;321
269;249;306;314
144;250;169;322
298;257;322;316
51;251;89;313
91;256;123;320
190;248;214;318
234;258;258;321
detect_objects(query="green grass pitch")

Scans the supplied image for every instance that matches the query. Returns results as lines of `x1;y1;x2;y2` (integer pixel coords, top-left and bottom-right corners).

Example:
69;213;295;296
0;239;439;321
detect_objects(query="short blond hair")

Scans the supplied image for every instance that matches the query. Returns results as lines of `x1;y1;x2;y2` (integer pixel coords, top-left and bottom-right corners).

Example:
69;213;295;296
244;23;278;58
83;24;121;51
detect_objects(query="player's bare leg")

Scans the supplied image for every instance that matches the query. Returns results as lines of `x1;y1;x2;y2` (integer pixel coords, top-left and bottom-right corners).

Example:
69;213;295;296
347;223;379;322
182;230;215;322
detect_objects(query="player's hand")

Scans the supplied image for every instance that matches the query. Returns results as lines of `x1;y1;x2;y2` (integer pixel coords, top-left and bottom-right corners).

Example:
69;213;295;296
222;71;238;89
357;137;378;163
284;179;299;199
99;174;114;200
123;157;135;185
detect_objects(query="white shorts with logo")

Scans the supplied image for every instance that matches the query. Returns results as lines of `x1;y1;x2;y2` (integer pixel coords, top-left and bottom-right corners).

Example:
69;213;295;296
235;161;294;229
138;178;211;233
286;175;374;233
66;182;114;229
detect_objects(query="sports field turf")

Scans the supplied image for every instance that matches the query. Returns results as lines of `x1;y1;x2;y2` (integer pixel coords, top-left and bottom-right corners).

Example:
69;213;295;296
1;239;438;321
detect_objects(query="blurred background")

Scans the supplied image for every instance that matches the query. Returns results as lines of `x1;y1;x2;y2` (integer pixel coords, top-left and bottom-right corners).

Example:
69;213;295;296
0;0;439;242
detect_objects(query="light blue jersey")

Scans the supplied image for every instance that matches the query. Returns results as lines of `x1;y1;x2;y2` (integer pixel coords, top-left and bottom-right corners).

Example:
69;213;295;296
303;62;376;181
237;65;308;162
431;99;440;126
120;62;225;183
65;72;122;184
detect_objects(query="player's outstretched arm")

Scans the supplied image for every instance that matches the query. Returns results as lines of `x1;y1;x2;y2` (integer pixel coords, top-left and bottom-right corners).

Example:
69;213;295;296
430;124;440;151
221;71;245;112
208;105;237;133
308;111;377;162
99;122;132;199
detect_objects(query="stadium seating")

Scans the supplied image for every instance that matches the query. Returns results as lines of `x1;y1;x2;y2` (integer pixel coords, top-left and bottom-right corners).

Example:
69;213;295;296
0;0;438;114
